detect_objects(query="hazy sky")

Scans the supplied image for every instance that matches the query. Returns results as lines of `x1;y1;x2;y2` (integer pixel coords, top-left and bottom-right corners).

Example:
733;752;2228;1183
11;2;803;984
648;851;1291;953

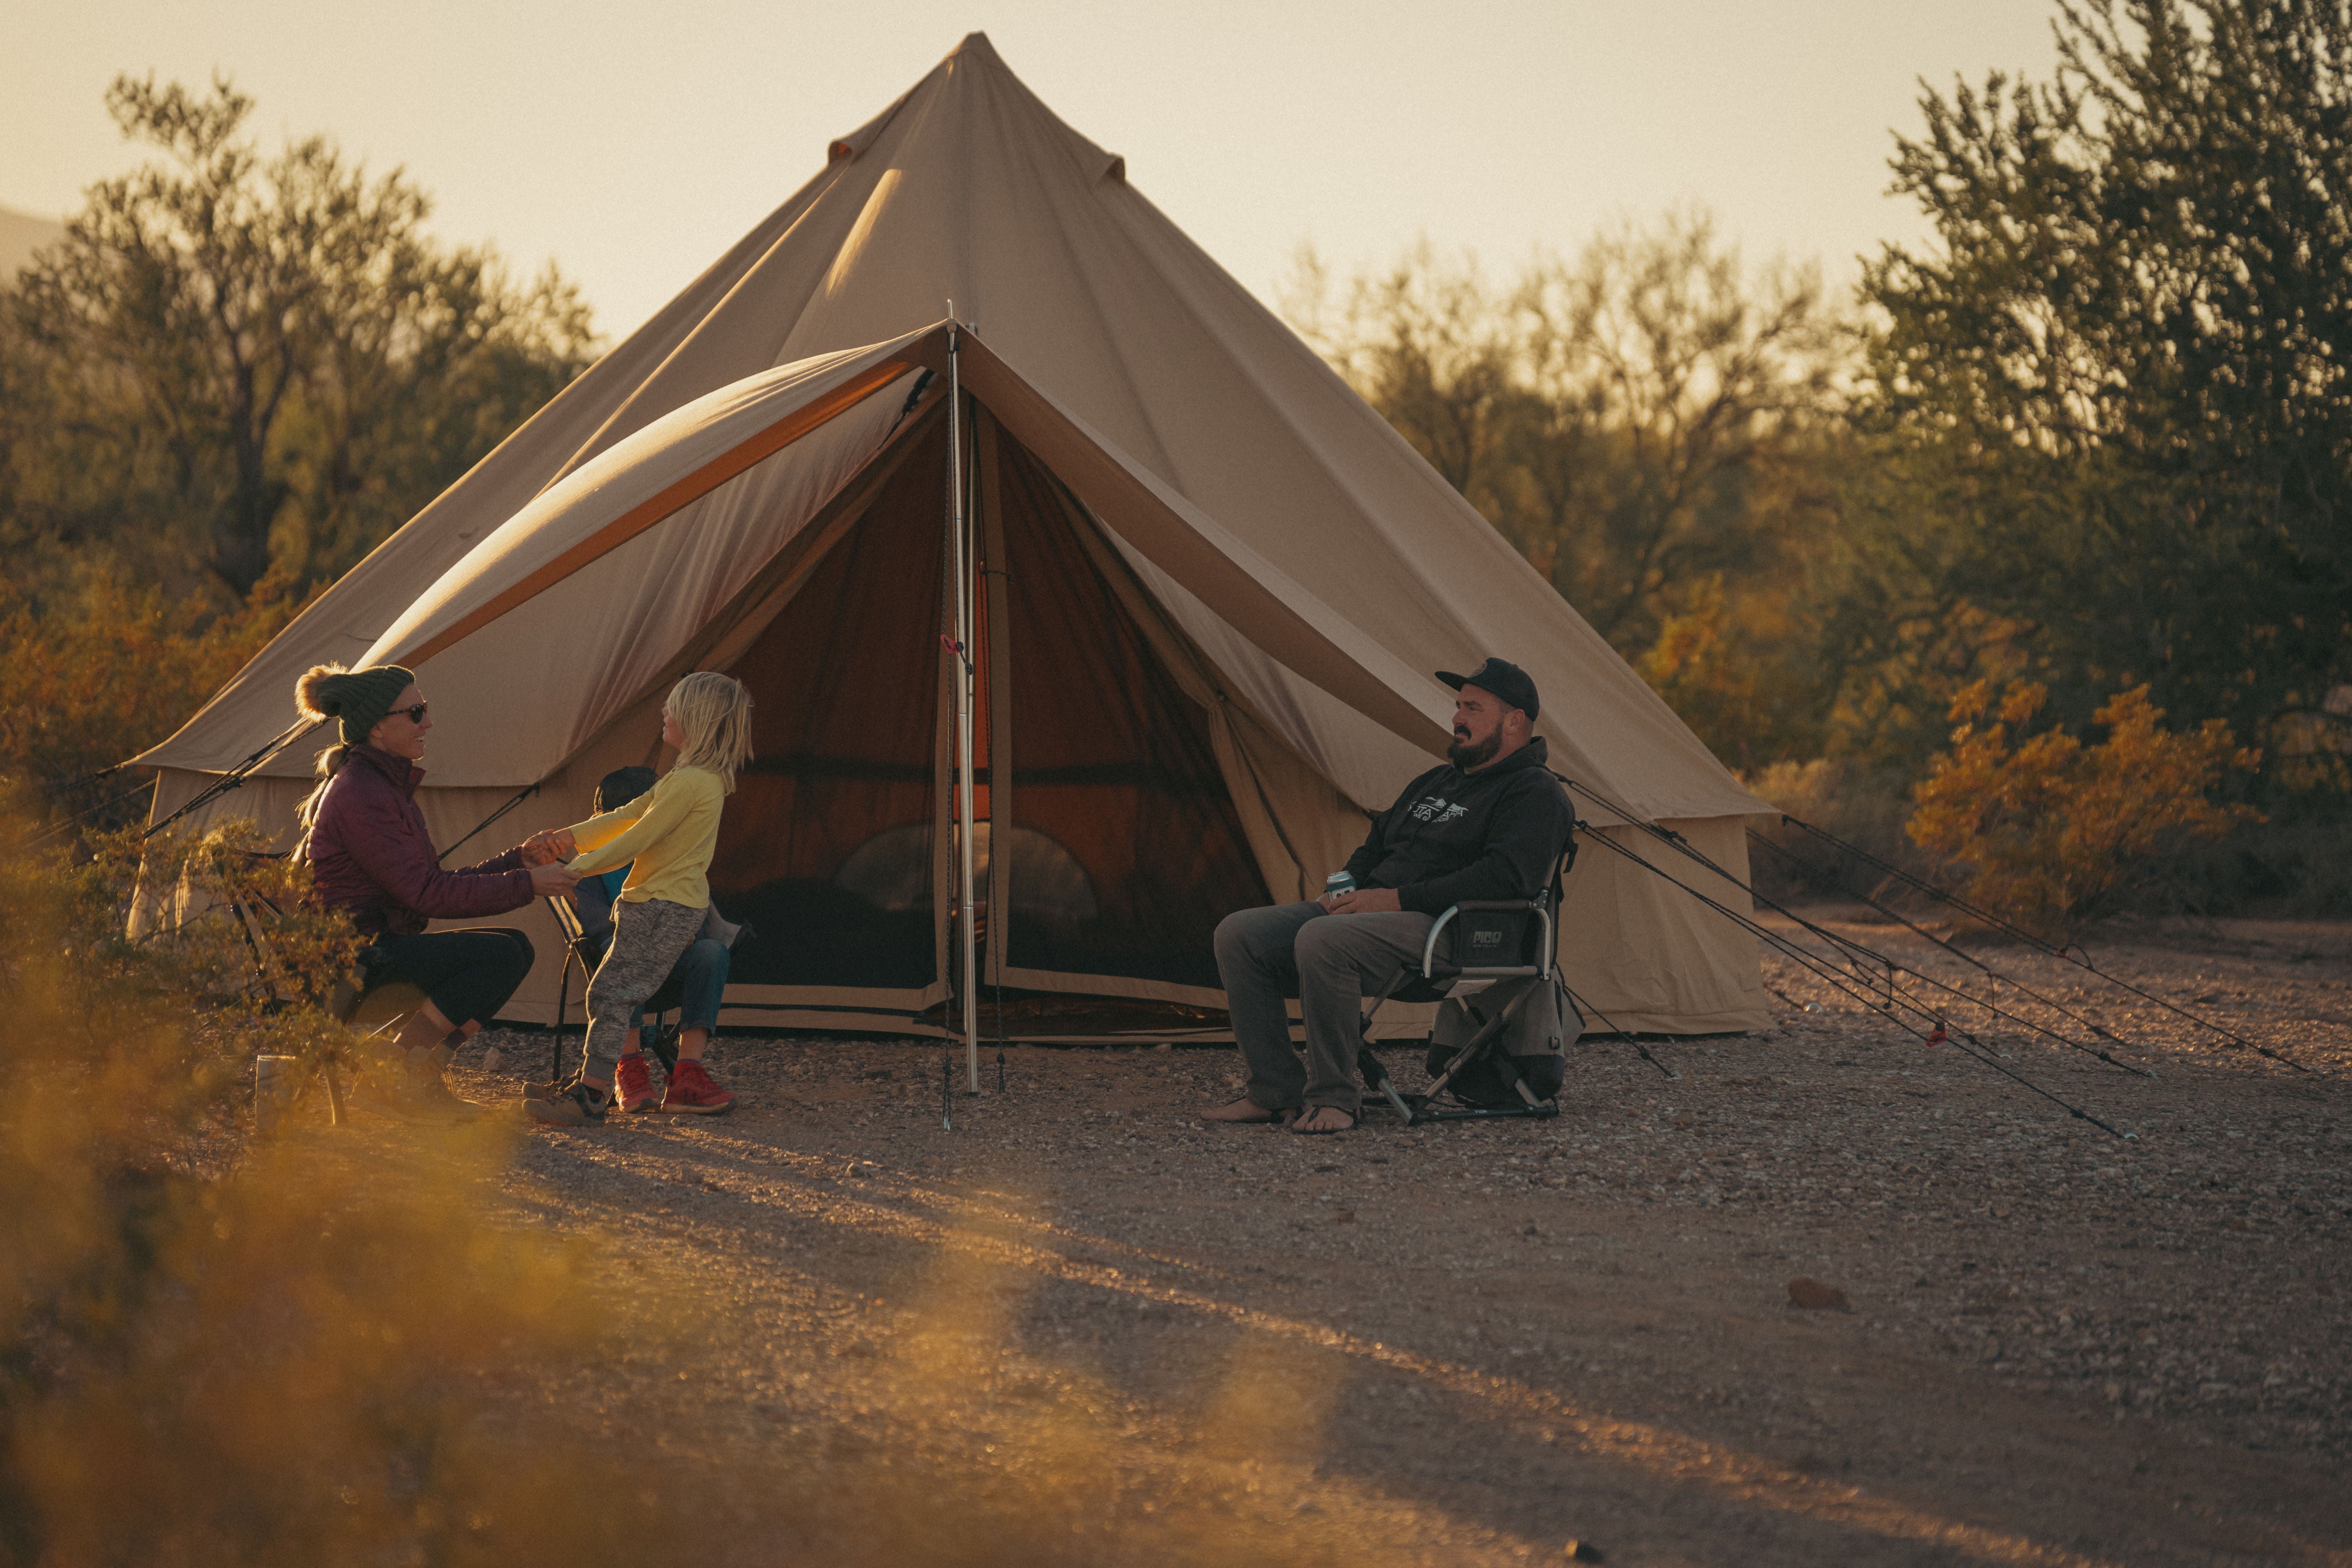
2;1;2066;341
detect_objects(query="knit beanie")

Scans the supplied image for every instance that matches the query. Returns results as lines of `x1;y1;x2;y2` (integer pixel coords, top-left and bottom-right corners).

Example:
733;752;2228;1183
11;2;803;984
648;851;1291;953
294;664;417;746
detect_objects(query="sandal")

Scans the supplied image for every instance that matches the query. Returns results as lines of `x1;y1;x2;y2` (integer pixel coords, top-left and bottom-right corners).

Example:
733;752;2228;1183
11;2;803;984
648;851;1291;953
1290;1105;1357;1135
1198;1097;1296;1125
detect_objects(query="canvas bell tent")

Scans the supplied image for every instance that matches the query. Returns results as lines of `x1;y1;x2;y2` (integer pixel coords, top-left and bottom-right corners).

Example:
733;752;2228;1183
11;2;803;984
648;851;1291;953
134;34;1773;1041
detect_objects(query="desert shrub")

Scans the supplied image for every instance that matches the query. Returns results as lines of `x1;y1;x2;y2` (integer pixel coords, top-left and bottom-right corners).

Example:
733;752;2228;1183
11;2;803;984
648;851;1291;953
1741;758;1926;907
0;811;612;1565
0;579;303;832
1905;681;2261;935
2132;816;2352;920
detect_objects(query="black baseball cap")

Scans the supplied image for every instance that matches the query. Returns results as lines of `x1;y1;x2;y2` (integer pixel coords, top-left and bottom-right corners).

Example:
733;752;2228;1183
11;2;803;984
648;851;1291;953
1437;657;1540;720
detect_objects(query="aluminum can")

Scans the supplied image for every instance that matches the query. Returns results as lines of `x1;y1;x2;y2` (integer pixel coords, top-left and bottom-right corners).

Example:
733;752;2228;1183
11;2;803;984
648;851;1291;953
1323;870;1357;900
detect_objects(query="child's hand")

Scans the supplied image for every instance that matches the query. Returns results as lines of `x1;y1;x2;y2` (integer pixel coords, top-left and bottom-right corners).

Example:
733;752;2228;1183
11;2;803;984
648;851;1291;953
520;829;577;865
528;861;581;897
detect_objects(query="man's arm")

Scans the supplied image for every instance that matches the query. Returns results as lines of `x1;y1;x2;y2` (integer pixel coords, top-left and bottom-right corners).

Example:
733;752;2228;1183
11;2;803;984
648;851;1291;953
1339;807;1388;887
1397;780;1573;914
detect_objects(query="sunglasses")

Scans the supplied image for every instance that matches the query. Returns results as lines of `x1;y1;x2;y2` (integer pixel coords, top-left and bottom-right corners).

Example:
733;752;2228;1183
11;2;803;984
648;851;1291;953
392;702;429;724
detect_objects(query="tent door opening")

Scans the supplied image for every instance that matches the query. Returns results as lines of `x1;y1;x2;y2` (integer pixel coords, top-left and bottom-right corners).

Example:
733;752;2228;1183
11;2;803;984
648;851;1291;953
704;396;1269;1025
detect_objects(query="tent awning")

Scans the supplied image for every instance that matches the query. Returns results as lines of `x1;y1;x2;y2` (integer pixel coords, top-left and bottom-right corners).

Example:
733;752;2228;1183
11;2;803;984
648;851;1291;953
356;322;1457;789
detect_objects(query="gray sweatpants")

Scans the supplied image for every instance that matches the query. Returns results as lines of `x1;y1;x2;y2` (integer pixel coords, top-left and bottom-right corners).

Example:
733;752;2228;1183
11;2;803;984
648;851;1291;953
1212;902;1439;1116
581;897;706;1078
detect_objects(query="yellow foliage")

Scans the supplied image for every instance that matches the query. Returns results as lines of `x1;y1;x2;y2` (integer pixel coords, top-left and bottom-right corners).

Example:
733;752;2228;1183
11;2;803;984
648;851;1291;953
1906;681;2262;932
0;579;304;827
1637;576;1824;770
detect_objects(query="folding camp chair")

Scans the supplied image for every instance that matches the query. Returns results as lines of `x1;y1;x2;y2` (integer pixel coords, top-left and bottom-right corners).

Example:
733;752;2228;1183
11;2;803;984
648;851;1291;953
229;892;426;1128
543;894;619;1081
544;895;731;1081
1354;846;1575;1127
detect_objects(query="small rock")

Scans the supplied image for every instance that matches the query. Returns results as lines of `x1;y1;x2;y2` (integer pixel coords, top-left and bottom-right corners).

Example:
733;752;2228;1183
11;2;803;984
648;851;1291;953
1564;1542;1605;1562
481;1045;503;1072
1673;1112;1695;1130
1787;1277;1850;1312
1333;1210;1356;1224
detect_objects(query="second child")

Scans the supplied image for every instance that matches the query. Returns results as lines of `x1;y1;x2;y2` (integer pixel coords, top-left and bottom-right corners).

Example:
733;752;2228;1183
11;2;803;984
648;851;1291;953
528;671;753;1127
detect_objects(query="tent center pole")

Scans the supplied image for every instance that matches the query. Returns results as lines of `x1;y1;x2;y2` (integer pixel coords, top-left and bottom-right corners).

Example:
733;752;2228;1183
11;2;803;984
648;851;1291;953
949;320;981;1096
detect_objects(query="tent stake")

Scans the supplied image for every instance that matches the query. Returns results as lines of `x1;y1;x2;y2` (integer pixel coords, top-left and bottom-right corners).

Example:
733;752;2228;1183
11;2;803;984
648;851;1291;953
949;316;981;1096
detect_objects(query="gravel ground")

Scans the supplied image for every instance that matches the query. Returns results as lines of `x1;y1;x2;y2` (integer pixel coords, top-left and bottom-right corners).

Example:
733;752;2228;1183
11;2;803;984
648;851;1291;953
328;912;2348;1565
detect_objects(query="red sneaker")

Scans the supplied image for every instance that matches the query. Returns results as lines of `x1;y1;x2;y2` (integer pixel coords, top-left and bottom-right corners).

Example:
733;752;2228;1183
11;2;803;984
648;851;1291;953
660;1058;735;1115
614;1054;657;1114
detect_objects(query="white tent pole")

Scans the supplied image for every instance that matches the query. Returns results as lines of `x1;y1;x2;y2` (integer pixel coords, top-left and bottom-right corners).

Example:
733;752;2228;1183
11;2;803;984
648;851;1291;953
949;320;981;1095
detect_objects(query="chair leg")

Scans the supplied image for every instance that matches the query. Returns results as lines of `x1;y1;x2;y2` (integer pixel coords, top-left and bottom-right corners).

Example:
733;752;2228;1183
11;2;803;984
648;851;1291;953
1415;980;1560;1123
1355;968;1423;1123
1358;1047;1419;1124
551;951;573;1082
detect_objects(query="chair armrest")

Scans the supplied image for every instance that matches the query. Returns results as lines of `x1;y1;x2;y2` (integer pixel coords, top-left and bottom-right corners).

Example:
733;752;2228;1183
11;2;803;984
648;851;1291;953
1421;906;1460;978
1423;898;1557;980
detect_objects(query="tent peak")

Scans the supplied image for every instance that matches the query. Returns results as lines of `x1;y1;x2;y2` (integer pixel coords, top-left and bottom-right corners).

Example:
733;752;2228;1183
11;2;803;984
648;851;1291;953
827;32;1123;180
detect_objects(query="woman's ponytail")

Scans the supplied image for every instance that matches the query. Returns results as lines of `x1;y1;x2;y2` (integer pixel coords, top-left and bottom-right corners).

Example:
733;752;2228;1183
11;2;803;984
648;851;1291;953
293;742;350;855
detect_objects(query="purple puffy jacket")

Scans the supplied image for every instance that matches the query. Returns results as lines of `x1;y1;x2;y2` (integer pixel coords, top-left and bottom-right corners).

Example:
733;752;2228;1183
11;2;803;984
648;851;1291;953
305;744;533;938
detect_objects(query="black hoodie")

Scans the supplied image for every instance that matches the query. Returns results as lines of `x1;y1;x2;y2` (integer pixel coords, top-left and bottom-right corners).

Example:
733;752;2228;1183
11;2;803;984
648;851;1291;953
1342;736;1574;915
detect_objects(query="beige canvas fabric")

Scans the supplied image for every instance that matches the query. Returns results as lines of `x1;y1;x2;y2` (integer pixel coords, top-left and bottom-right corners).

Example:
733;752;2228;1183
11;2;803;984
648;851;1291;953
136;33;1770;1035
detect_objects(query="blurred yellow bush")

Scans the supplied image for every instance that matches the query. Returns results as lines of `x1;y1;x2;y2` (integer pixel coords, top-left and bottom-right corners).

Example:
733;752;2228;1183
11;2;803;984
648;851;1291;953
1;821;1439;1565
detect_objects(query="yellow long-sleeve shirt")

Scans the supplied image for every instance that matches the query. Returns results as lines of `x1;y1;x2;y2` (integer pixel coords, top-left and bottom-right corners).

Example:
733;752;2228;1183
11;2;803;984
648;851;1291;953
563;764;725;909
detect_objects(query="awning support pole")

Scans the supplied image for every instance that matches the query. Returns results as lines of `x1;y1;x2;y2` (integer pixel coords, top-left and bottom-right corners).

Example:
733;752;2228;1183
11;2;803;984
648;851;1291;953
949;318;981;1096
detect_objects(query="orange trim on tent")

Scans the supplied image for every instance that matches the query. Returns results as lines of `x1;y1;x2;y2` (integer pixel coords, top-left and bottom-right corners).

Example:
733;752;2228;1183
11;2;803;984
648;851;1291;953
399;359;915;668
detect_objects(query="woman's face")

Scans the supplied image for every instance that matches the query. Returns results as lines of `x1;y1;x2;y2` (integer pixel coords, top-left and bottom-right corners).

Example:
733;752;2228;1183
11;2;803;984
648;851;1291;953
660;705;687;752
368;683;432;761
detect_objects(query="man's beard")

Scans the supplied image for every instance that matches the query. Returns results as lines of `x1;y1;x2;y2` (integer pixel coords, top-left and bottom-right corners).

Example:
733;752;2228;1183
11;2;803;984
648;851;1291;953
1447;728;1500;770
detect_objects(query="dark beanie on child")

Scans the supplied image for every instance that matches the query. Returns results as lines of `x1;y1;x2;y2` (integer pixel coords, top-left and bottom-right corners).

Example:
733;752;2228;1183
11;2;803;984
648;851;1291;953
295;664;417;746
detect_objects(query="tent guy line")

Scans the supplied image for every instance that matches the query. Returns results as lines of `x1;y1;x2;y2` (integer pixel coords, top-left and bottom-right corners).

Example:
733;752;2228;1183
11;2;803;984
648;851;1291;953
1774;815;2316;1075
1567;822;2136;1140
1744;830;2163;1078
1554;770;2270;1083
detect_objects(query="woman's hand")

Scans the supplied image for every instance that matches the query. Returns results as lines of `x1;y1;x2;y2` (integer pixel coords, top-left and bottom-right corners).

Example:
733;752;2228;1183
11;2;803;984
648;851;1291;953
528;860;581;897
520;829;577;866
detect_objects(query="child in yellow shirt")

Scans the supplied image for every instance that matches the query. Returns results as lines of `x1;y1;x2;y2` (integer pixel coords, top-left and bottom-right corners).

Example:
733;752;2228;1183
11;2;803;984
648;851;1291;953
529;671;753;1126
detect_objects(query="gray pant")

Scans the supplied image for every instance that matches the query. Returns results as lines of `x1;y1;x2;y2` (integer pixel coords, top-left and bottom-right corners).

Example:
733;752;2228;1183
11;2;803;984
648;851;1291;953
581;898;706;1076
1213;902;1439;1115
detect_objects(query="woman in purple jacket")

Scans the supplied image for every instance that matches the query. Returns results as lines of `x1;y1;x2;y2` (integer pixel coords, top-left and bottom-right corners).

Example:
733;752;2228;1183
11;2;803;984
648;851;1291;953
296;663;578;1121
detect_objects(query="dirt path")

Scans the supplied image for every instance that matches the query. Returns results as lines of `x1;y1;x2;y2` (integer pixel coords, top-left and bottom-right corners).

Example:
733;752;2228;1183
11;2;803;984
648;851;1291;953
416;917;2349;1565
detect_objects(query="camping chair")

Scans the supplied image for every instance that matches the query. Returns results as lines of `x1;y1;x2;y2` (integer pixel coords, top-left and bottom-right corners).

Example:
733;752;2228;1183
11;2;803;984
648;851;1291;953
542;895;721;1080
543;894;617;1081
1354;845;1575;1127
228;891;426;1129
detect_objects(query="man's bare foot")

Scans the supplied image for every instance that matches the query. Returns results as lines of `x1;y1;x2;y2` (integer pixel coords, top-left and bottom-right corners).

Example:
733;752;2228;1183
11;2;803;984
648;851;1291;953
1290;1105;1357;1135
1198;1097;1294;1124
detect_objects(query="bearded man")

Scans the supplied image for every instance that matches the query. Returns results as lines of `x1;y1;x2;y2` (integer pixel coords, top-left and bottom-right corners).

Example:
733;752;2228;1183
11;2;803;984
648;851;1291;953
1201;658;1573;1135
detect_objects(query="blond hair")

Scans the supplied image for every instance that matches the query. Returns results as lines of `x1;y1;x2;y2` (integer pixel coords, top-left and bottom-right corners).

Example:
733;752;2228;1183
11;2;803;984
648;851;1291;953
667;671;754;792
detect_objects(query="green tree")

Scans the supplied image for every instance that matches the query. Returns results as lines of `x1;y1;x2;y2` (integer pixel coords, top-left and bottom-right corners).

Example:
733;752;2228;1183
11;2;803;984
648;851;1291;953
1851;0;2352;775
0;73;596;605
1284;211;1847;767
